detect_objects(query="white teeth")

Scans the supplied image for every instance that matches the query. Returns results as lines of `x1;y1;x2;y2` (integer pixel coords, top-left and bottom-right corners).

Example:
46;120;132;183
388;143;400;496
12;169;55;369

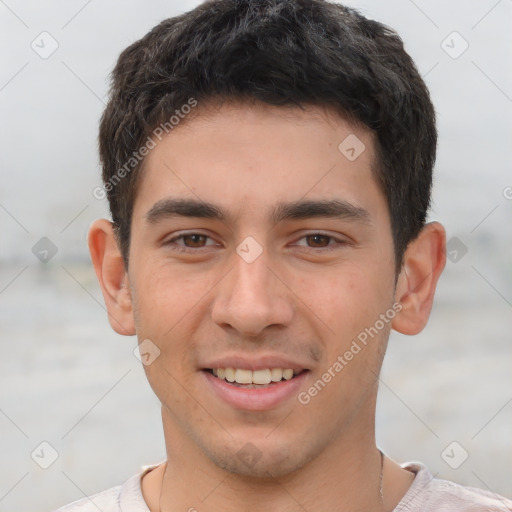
282;369;294;380
235;369;253;384
252;369;272;385
270;368;283;382
224;367;235;382
213;368;297;385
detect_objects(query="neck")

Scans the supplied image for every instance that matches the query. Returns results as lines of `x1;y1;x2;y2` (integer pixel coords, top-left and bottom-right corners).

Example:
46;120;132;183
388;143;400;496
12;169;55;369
150;399;387;512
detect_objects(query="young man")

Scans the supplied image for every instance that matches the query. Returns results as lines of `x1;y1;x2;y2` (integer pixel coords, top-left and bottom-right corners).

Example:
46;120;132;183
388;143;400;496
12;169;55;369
56;0;512;510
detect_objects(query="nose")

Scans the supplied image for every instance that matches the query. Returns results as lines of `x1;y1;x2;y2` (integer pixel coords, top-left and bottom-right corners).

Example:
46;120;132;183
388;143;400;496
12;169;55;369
211;249;294;337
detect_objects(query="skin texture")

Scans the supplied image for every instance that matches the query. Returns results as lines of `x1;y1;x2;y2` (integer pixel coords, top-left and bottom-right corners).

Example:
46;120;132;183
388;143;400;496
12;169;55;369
89;101;446;511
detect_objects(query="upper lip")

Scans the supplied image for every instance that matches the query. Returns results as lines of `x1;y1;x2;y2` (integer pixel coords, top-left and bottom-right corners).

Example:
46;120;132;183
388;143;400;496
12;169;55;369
201;355;310;372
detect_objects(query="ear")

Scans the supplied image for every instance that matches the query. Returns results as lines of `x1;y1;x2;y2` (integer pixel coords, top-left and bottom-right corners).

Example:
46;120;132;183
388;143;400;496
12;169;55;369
88;219;136;336
392;221;446;335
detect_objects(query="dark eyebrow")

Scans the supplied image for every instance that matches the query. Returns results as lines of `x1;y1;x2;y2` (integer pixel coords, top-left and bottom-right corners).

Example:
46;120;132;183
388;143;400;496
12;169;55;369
145;197;371;225
146;198;225;224
268;199;371;225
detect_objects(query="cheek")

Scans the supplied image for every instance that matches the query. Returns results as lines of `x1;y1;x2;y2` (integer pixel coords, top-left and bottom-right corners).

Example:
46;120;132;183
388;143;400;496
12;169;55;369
133;260;210;323
321;269;392;390
294;261;393;406
130;262;210;372
131;265;204;401
295;263;390;345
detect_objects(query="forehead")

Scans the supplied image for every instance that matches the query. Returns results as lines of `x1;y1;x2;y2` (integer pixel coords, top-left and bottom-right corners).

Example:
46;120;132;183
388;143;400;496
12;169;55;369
133;100;383;224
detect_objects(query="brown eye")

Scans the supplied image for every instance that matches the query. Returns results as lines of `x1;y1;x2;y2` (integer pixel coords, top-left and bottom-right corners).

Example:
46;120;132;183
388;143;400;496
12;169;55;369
164;232;219;253
305;234;332;247
182;234;208;247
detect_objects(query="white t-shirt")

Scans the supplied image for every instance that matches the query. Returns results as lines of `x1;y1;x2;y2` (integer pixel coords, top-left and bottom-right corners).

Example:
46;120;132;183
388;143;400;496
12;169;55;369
55;461;512;511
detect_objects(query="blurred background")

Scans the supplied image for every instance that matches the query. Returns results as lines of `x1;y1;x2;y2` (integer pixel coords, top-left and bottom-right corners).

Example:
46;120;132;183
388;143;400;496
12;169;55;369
0;0;511;510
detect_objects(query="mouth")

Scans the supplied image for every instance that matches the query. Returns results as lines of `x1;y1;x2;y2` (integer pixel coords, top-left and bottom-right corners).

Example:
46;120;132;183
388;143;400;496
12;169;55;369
203;368;308;388
201;366;310;410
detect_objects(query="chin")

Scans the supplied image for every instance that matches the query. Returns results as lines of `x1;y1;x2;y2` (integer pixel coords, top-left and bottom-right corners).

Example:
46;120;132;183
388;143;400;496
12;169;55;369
204;436;321;480
214;451;303;479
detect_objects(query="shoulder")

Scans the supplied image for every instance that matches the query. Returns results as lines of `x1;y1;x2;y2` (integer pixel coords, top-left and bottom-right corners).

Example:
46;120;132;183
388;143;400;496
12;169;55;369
54;484;123;512
395;461;512;512
53;463;161;512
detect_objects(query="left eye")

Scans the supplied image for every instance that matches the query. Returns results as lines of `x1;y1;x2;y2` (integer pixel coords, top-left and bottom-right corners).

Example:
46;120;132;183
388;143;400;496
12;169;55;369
294;234;342;248
166;233;217;248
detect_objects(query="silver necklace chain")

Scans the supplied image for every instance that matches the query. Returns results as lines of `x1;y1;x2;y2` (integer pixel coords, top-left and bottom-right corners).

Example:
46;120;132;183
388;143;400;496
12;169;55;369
379;449;385;510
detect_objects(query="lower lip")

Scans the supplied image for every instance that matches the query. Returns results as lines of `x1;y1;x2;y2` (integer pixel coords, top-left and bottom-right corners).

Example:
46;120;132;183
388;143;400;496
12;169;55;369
202;370;309;411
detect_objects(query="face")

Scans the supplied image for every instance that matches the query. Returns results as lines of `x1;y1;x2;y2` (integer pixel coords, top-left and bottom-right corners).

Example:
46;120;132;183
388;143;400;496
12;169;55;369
127;101;398;477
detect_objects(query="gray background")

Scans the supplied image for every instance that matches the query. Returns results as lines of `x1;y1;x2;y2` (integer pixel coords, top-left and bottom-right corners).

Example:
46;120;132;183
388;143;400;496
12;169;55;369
0;0;511;510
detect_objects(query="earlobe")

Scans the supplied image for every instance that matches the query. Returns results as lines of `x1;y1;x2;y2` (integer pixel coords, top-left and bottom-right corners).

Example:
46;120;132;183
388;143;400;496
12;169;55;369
392;222;446;335
88;219;136;336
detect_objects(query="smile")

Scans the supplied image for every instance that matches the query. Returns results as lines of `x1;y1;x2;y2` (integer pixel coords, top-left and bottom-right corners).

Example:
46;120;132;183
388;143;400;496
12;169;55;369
207;367;304;386
202;368;310;410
